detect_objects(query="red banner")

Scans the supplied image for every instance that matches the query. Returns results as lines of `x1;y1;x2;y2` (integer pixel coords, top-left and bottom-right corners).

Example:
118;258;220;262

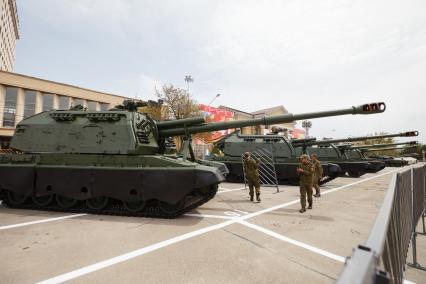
291;128;306;139
199;104;235;141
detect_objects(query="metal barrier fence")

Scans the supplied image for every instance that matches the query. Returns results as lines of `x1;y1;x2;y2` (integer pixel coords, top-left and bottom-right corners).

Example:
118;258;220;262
337;164;426;284
242;147;279;193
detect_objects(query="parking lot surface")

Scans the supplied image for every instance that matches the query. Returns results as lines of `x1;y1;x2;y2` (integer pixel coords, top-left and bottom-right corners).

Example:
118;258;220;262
0;167;425;284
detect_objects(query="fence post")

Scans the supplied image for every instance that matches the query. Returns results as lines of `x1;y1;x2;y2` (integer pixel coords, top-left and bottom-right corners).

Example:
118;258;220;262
407;167;426;271
423;165;426;235
241;154;247;190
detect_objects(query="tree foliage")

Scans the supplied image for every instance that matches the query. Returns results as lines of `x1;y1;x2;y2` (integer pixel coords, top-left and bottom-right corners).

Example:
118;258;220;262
154;84;214;150
155;84;200;120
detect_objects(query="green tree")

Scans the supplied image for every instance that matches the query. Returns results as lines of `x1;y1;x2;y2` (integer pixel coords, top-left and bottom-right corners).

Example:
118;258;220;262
155;84;204;150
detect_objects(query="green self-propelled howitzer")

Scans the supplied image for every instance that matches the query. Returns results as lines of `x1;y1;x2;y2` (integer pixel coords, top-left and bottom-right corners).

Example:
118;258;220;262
205;103;386;185
352;141;418;150
360;143;419;167
0;102;385;218
292;131;418;176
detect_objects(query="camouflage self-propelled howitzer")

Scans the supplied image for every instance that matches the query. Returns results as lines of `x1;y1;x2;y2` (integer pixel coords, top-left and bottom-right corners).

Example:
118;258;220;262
339;140;418;168
361;143;419;167
0;103;385;218
205;103;386;185
292;131;418;177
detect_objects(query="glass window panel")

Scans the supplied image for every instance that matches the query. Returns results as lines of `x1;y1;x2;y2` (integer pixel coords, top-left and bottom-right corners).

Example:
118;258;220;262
58;96;70;110
73;98;84;107
42;93;54;111
2;87;18;127
87;101;97;111
100;103;109;111
24;90;37;118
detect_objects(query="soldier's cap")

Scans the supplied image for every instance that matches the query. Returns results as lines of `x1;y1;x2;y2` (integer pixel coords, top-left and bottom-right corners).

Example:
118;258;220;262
300;154;309;159
244;152;250;158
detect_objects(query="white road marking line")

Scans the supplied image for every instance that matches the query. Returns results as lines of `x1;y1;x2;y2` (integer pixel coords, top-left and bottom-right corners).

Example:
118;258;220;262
37;168;404;283
218;187;245;194
184;213;234;220
404;280;416;284
224;211;242;217
36;219;237;284
238;220;345;263
319;168;403;197
0;214;88;231
233;209;249;214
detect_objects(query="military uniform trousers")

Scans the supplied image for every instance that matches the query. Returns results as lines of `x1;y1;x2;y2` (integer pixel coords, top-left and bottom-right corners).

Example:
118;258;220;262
300;183;313;209
248;177;260;197
312;173;320;193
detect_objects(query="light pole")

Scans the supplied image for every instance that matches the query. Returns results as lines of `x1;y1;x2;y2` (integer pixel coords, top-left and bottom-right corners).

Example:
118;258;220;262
184;75;194;93
302;120;312;138
208;93;221;108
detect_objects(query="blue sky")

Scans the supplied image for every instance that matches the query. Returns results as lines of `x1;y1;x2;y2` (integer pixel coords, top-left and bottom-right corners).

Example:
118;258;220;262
15;0;426;142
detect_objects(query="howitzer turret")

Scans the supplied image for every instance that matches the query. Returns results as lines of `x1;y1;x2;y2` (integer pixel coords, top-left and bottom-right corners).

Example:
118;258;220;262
205;102;386;184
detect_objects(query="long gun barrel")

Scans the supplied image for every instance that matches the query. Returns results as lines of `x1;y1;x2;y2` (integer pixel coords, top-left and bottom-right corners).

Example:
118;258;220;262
157;117;206;130
158;102;386;138
292;130;418;147
361;145;418;152
353;141;418;150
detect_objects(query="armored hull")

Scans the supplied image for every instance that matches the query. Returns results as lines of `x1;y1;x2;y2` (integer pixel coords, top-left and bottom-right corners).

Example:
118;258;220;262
368;155;409;167
0;153;222;218
208;155;341;185
295;146;370;178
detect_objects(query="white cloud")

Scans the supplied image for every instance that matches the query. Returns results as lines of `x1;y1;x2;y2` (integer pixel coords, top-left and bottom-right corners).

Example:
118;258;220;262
16;0;426;142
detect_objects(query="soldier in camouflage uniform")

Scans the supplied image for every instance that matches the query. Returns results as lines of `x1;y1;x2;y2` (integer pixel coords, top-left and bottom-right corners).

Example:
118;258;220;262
296;154;314;213
243;152;261;202
311;154;323;197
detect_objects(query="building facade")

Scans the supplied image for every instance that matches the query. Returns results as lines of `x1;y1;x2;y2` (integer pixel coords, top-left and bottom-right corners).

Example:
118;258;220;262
218;105;296;135
0;71;127;147
0;0;19;71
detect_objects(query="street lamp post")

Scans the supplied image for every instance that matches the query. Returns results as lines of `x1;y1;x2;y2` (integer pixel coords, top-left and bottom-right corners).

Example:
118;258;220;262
302;120;312;138
184;75;194;93
208;93;221;108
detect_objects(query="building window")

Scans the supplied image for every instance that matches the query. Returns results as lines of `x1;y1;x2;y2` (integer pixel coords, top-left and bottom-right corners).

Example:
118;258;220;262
24;90;37;118
87;101;97;111
58;96;70;110
42;93;54;111
100;103;109;111
2;87;18;127
73;98;84;108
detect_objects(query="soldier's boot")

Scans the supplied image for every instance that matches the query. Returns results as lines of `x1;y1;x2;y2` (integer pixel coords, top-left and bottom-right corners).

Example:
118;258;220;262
314;188;321;197
256;194;261;202
299;208;306;213
250;195;254;202
308;203;312;209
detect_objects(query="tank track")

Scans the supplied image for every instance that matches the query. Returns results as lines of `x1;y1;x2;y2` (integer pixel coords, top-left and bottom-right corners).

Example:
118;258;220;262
0;185;218;219
318;174;338;185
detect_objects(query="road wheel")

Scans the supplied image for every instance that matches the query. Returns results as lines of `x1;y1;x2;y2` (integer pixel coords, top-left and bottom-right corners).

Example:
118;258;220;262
86;196;109;210
56;195;78;209
123;200;146;213
6;191;27;205
158;199;185;215
32;194;54;206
